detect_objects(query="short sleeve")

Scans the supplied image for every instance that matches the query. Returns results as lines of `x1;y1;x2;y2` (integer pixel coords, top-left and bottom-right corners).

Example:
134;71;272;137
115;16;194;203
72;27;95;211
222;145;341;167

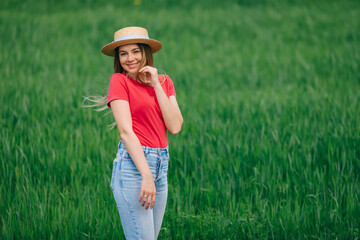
165;75;176;97
107;73;129;107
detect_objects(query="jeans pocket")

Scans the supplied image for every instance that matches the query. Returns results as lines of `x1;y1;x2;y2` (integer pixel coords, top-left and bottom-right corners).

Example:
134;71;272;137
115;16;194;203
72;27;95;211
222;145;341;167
110;159;117;191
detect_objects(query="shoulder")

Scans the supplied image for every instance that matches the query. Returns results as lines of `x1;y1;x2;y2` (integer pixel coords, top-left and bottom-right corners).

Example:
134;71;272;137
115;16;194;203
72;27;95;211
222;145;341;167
160;74;171;80
108;73;129;91
110;73;126;82
159;74;176;96
159;74;173;85
109;73;128;86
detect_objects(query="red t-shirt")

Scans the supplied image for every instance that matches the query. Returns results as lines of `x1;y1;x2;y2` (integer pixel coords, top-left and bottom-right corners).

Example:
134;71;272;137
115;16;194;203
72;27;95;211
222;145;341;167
107;72;176;148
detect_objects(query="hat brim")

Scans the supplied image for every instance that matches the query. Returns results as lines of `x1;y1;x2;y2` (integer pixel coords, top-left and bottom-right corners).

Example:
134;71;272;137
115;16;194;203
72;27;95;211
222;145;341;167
101;38;162;56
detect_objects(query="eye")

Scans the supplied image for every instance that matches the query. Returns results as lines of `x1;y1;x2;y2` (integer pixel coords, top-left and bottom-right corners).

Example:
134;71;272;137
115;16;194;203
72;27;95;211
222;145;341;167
120;53;127;57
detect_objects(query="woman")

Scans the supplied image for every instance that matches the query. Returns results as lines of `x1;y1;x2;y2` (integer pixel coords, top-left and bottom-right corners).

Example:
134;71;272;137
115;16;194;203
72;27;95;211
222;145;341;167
102;26;183;239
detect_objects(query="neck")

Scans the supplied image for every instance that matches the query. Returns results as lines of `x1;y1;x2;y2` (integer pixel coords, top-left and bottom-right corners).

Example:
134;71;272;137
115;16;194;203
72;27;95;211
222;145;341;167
126;72;137;80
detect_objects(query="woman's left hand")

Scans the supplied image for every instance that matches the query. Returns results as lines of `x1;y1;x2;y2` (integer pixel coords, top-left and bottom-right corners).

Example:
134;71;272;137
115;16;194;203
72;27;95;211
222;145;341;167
138;66;160;87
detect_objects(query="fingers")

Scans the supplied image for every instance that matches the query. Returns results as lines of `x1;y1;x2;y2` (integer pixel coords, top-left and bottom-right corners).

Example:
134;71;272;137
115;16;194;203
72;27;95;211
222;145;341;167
138;191;144;203
139;66;159;85
139;66;157;74
150;194;156;209
143;196;150;209
141;193;148;207
139;175;156;210
144;194;156;210
139;191;156;210
138;72;152;84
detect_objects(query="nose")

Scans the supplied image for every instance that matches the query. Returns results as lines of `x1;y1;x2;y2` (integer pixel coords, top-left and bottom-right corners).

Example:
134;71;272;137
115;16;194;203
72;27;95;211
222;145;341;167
128;52;135;62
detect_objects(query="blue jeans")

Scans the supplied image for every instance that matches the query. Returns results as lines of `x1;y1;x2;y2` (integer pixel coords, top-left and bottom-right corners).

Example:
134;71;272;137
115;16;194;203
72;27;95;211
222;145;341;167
110;141;169;240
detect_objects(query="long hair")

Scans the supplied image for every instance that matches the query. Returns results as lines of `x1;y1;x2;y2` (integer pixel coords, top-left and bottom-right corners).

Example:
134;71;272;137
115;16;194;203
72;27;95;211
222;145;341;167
83;43;155;128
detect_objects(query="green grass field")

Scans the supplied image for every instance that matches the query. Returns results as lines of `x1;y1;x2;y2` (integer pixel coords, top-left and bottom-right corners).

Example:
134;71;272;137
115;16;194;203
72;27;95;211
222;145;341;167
1;0;359;239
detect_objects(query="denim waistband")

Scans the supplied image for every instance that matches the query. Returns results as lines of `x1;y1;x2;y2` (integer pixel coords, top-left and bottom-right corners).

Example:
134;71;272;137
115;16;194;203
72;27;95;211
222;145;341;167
118;141;168;155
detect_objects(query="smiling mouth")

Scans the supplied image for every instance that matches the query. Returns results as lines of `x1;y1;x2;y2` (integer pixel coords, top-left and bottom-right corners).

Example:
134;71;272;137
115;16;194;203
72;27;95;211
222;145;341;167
127;62;139;68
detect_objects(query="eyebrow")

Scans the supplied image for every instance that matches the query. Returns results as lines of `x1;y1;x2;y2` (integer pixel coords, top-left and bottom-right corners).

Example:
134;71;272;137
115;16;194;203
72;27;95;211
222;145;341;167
119;47;140;53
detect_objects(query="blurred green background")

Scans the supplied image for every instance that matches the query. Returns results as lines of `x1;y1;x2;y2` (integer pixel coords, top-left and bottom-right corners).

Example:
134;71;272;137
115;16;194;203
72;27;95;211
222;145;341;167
1;0;359;239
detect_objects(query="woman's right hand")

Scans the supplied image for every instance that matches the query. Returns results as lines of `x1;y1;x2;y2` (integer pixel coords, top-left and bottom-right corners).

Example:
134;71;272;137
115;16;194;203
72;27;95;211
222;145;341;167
138;175;156;210
110;100;158;210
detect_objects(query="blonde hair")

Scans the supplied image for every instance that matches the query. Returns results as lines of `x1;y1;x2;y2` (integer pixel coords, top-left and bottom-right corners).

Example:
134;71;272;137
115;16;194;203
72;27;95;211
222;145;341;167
82;95;116;128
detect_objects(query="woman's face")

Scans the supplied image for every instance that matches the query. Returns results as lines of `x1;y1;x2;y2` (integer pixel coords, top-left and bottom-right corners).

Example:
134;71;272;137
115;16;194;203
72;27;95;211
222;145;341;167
119;44;143;76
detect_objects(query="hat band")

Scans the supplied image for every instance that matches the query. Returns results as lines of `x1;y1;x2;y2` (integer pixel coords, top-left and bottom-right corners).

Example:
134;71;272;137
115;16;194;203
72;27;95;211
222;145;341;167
114;34;149;42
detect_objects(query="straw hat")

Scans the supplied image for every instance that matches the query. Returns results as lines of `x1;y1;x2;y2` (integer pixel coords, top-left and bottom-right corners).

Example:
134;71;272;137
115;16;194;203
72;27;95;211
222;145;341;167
101;26;162;56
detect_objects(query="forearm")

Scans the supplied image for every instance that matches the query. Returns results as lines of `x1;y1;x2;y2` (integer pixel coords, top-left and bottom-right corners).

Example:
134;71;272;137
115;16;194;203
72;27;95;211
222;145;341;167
138;66;183;134
153;84;183;134
120;132;153;179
